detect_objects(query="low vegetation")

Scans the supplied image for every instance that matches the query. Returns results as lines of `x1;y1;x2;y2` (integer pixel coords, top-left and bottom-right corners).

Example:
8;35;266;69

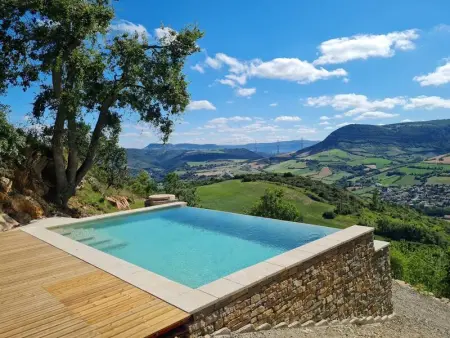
249;188;303;222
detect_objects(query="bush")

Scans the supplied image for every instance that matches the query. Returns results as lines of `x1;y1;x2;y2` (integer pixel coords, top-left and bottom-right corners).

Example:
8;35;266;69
249;188;303;222
322;211;336;219
283;172;294;177
390;241;450;297
130;171;157;197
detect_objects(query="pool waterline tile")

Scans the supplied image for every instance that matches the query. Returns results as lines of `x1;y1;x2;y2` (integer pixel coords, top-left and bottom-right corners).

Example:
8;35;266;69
20;205;375;314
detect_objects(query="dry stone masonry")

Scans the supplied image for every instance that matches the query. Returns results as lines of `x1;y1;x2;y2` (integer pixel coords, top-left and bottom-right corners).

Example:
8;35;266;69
186;229;393;337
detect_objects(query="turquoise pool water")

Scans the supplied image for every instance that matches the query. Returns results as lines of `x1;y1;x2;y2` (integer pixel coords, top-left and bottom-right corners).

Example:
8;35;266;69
53;206;337;288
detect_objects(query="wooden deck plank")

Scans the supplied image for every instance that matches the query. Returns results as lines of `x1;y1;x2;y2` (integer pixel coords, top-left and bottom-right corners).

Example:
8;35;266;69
0;230;191;337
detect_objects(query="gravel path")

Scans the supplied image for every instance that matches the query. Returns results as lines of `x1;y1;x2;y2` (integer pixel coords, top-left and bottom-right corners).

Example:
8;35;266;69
233;281;450;338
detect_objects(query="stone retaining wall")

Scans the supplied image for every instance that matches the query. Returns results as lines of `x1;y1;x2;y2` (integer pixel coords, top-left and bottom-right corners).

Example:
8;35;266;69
187;230;392;336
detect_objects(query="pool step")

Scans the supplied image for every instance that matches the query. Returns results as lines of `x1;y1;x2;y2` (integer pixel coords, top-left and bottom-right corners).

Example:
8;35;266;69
85;238;113;247
100;242;127;252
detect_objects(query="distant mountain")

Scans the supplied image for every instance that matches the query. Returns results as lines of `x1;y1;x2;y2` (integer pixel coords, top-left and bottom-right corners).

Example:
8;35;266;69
145;139;318;155
299;119;450;157
126;148;262;180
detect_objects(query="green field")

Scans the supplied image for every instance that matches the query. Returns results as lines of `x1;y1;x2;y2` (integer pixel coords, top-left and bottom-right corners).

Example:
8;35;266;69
197;180;357;228
427;176;450;184
305;149;359;162
395;175;420;186
347;157;392;168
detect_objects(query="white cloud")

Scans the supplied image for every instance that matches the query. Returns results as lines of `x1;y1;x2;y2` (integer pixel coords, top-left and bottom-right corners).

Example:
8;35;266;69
191;64;204;73
432;24;450;33
306;94;406;116
319;121;330;125
225;74;247;85
205;56;222;69
203;53;347;86
314;29;419;65
334;114;344;119
228;116;252;122
319;116;331;120
297;127;317;134
336;122;351;128
413;60;450;86
401;119;414;122
110;20;149;37
249;58;347;84
215;53;247;73
343;78;350;83
236;87;256;97
404;96;450;109
269;103;278;107
324;126;335;130
275;116;302;122
186;100;216;111
154;27;177;43
218;79;237;88
353;111;399;121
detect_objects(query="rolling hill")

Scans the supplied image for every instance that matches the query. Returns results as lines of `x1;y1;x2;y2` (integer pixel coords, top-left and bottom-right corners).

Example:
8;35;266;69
126;148;262;180
146;139;318;155
299;119;450;158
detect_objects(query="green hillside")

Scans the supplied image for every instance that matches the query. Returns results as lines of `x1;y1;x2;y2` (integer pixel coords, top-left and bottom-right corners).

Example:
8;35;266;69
197;180;357;228
300;119;450;158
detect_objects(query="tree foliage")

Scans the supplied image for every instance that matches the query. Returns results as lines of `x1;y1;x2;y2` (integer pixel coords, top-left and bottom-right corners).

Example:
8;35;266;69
391;241;450;297
163;172;198;206
249;188;303;222
0;104;25;167
0;0;203;205
130;170;156;197
96;133;128;191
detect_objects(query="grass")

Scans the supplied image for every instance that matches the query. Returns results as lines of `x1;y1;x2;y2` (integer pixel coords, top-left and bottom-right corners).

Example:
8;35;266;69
348;157;392;168
306;149;360;162
69;179;144;215
197;179;357;229
265;160;306;173
427;176;450;184
395;175;420;186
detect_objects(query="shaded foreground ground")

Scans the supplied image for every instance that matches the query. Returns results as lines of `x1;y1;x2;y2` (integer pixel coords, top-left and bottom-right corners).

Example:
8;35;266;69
234;281;450;338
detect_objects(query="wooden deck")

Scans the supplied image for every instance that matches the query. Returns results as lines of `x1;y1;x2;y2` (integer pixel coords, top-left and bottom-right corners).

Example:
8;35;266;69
0;230;191;338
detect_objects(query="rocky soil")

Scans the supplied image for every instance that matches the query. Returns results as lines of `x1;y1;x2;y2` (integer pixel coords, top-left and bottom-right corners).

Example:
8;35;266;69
234;281;450;338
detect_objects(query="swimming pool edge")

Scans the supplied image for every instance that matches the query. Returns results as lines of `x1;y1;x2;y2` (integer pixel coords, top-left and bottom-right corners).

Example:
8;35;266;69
20;206;386;315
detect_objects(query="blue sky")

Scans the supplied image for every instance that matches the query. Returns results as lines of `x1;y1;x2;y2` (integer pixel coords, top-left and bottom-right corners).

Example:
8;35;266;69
4;0;450;148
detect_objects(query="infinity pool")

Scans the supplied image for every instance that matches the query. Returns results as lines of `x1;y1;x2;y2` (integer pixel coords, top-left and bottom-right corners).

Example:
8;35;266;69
53;206;337;288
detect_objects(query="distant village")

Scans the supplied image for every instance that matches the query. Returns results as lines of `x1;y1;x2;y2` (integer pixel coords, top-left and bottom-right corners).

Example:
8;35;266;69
381;185;450;215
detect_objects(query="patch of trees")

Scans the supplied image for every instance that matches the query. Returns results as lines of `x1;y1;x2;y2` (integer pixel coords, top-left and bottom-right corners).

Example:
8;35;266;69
249;188;303;222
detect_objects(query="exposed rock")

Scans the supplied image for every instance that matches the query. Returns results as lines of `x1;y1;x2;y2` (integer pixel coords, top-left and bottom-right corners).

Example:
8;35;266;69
10;194;45;220
144;194;177;207
0;177;12;193
106;196;130;210
0;213;19;231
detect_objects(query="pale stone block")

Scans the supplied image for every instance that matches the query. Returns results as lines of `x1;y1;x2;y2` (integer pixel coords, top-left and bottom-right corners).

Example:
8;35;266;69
302;320;316;327
256;323;271;331
273;322;287;329
212;327;231;336
235;324;254;333
315;319;328;326
288;321;300;328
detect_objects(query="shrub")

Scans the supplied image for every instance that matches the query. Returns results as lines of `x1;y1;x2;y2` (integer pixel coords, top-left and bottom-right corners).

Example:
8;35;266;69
322;211;336;219
249;188;303;222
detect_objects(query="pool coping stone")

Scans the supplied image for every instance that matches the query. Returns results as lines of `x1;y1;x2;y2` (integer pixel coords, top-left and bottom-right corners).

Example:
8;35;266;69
20;203;385;314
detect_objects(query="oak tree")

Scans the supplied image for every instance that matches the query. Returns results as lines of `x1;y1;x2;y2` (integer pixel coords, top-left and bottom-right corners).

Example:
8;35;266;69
0;0;202;206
